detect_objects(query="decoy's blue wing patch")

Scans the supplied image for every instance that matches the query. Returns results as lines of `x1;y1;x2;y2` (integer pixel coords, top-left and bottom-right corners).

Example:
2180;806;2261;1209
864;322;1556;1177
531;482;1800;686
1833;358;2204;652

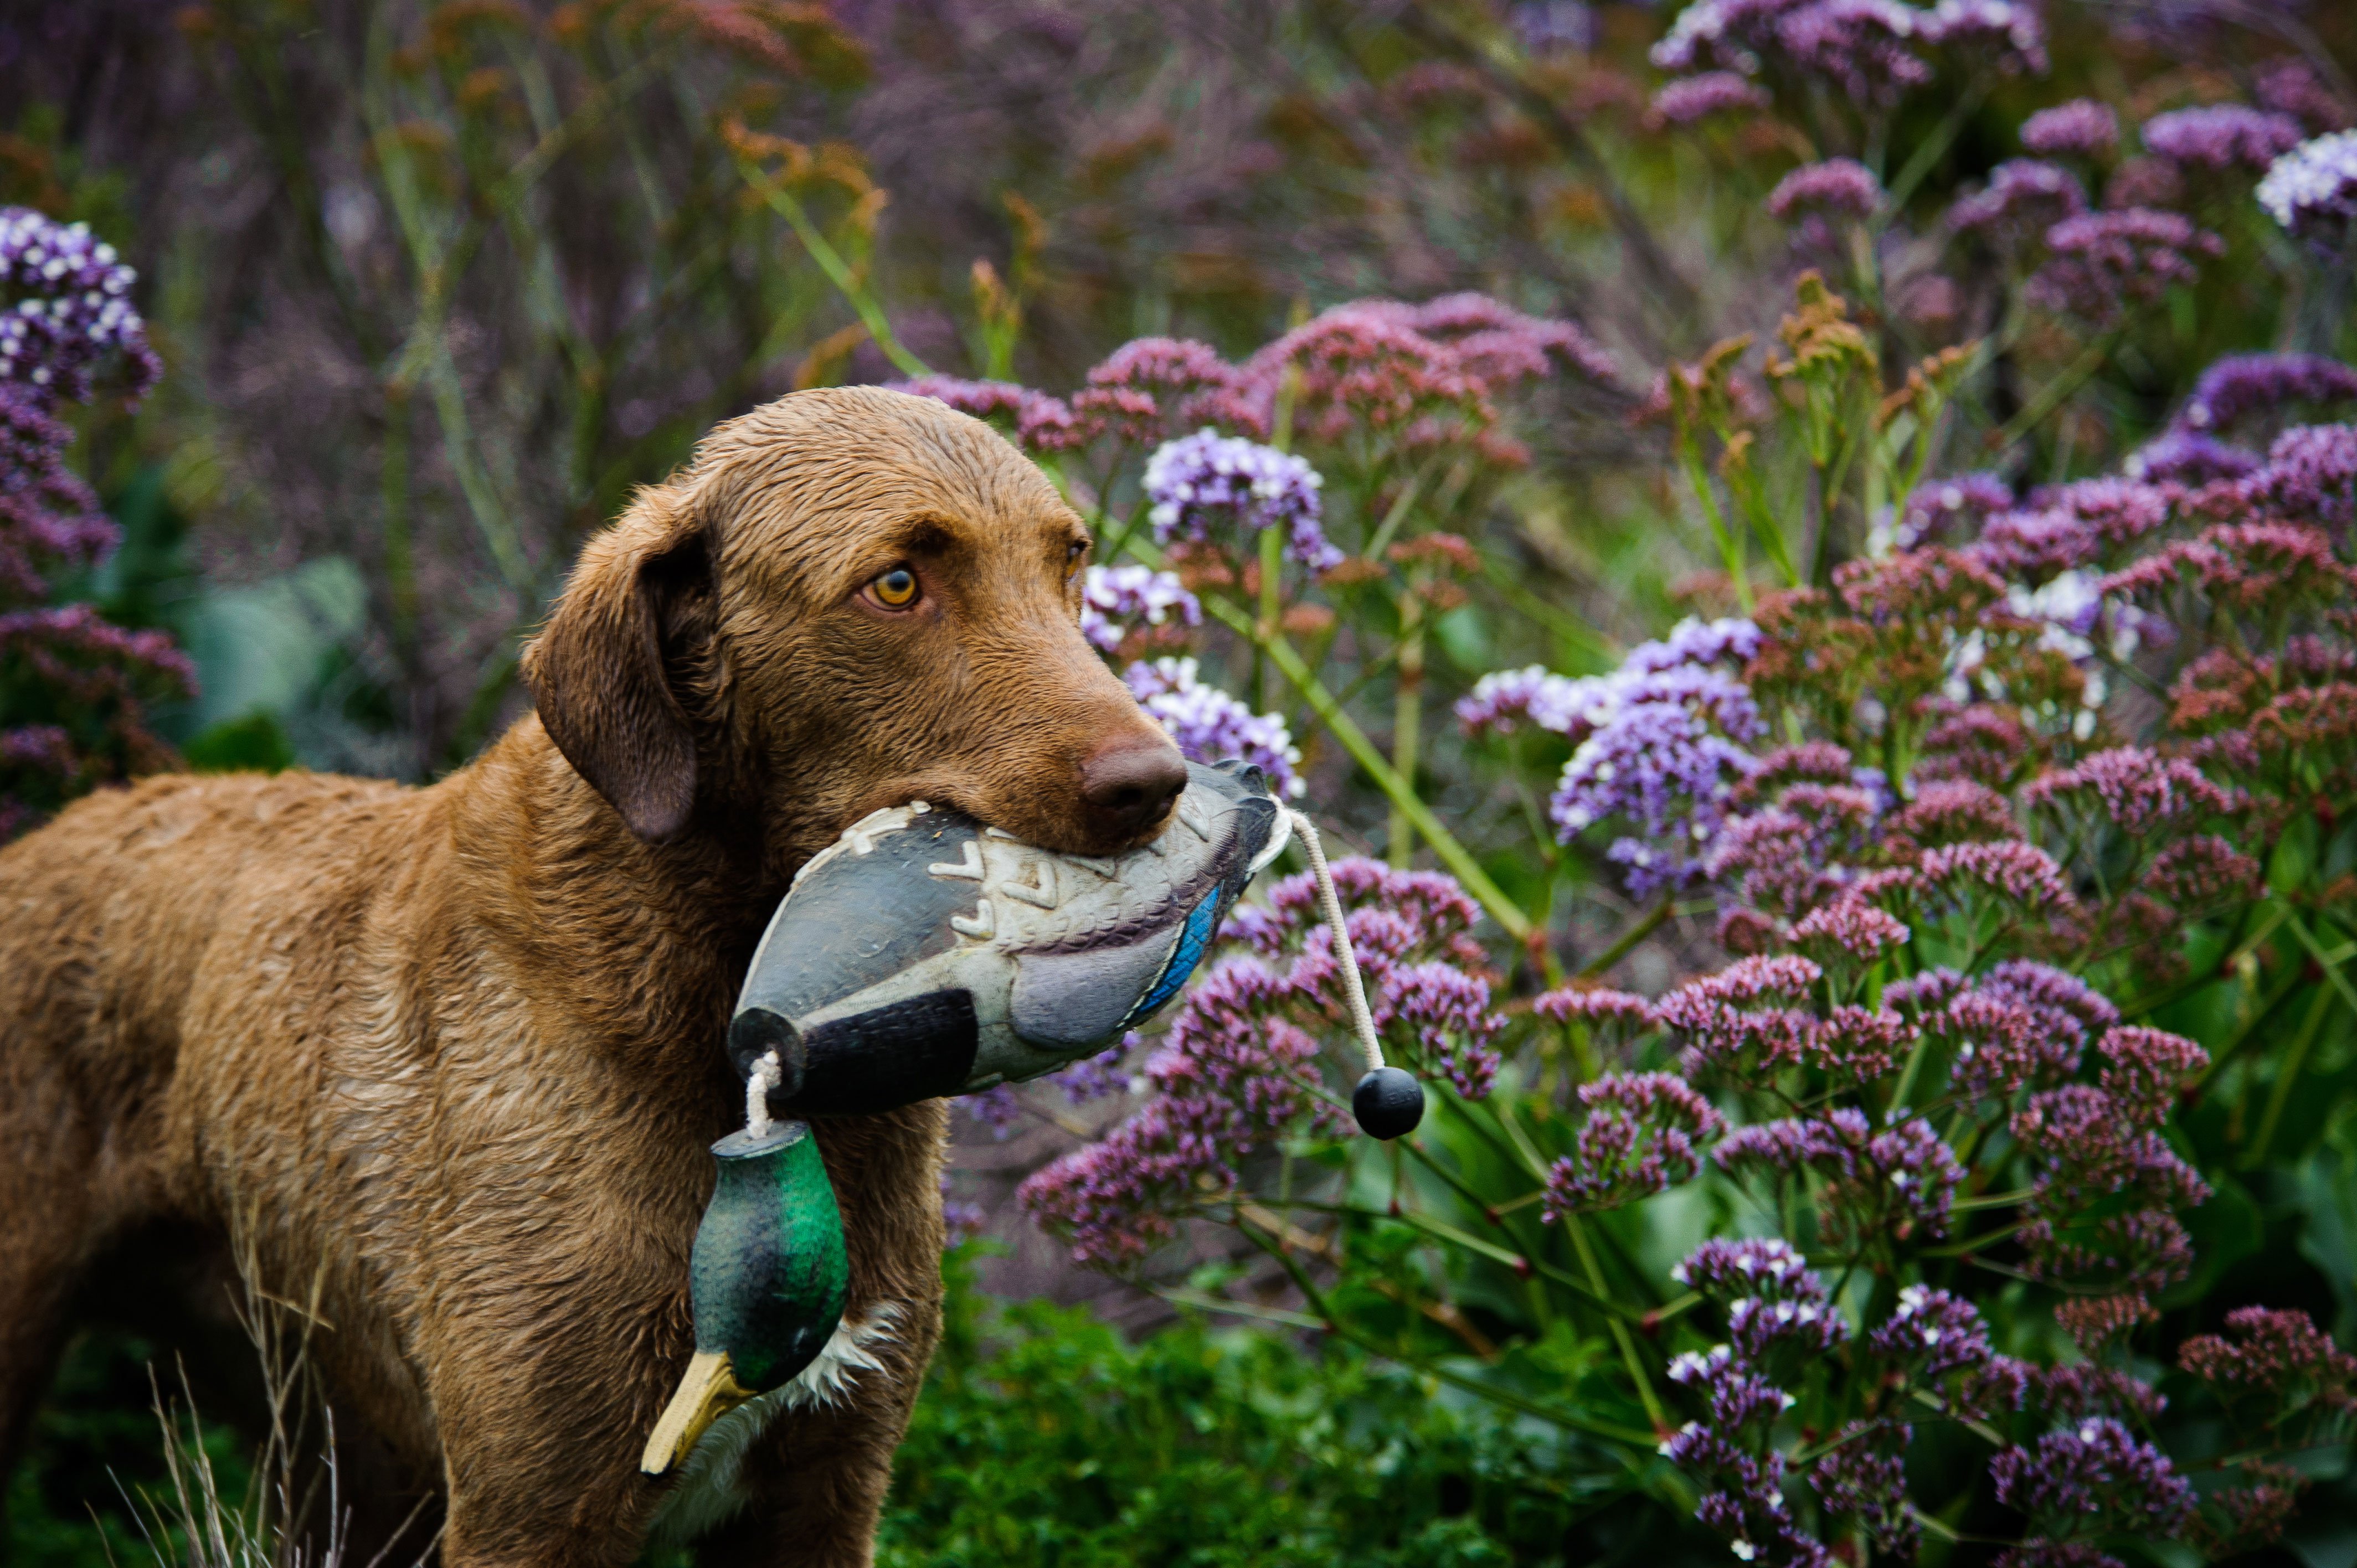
1123;889;1221;1029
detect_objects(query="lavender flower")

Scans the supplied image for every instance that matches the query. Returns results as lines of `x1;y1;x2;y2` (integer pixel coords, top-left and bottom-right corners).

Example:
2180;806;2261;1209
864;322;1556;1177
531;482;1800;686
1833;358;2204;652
1123;657;1302;797
1543;1071;1724;1216
1988;1417;2196;1539
1070;337;1242;443
0;209;159;408
1774;0;1932;106
1649;71;1771;125
1079;564;1200;653
1871;1285;1993;1379
1142;429;1337;569
2243;422;2357;527
2176;352;2357;432
2021;100;2120;158
966;1083;1023;1139
1902;471;2015;545
2023;745;2238;834
1022;860;1502;1266
1766;158;1883;220
1652;0;1931;107
881;374;1078;452
1811;1428;1915;1556
2258;130;2357;241
2142;104;2303;173
2123;430;2260;484
2028;209;2221;326
1946;160;2088;245
1919;0;2045;73
2178;1306;2357;1411
1672;1236;1826;1302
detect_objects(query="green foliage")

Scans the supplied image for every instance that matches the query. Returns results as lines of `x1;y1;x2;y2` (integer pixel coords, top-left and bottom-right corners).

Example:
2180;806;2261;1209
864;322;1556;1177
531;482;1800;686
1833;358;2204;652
873;1246;1689;1568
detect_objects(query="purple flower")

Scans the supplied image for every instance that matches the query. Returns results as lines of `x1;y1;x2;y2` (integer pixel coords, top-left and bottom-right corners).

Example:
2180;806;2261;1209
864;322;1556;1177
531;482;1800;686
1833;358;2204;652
1123;657;1302;797
1079;564;1200;653
1051;1037;1139;1103
1672;1236;1826;1302
1668;1343;1795;1431
1775;0;1932;106
1649;70;1772;124
2123;429;2260;484
1543;1071;1723;1216
1652;0;1929;107
1070;338;1243;443
1871;1285;1993;1379
2028;209;2222;326
2023;746;2238;834
1628;615;1764;672
1867;1117;1964;1236
1988;1417;2196;1539
1919;0;2045;73
2179;1306;2357;1407
966;1084;1023;1139
2141;104;2303;173
1022;860;1502;1266
1766;158;1883;220
1143;429;1337;569
2021;99;2120;158
2258;130;2357;241
2176;352;2357;432
2243;422;2357;528
1560;699;1763;897
880;374;1078;452
2256;57;2354;133
0;208;159;409
1917;839;2080;915
2094;1025;2208;1125
1946;159;2088;245
1812;1428;1915;1557
1901;471;2015;545
2013;1084;2210;1211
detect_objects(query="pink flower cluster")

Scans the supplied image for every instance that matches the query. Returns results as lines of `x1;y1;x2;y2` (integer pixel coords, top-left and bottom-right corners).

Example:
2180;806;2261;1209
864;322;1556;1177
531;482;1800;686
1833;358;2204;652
1541;1070;1723;1217
1020;859;1502;1265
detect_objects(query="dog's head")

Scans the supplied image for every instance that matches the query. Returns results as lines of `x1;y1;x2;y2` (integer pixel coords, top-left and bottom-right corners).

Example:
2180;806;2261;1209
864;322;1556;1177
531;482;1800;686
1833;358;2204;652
522;388;1188;867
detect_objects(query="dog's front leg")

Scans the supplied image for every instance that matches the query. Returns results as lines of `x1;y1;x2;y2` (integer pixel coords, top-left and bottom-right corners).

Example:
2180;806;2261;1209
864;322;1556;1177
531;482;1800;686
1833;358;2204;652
696;1102;948;1568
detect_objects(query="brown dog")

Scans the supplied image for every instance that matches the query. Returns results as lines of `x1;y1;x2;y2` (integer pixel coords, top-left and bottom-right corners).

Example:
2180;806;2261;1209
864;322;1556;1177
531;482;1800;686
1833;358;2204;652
0;388;1188;1566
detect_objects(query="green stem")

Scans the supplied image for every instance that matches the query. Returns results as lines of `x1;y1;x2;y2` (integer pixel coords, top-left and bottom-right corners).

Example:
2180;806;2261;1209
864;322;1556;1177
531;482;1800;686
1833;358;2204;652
1236;1226;1656;1447
733;157;931;378
1390;590;1425;868
1563;1211;1669;1433
1990;332;2121;456
1199;594;1533;942
1578;898;1675;981
2245;982;2339;1168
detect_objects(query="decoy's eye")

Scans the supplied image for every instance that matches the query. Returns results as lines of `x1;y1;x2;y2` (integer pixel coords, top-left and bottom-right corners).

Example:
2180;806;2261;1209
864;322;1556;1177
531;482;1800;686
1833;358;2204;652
869;566;920;608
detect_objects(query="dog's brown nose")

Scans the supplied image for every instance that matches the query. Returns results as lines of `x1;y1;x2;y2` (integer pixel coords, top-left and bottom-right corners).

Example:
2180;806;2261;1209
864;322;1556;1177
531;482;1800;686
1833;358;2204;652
1079;734;1190;839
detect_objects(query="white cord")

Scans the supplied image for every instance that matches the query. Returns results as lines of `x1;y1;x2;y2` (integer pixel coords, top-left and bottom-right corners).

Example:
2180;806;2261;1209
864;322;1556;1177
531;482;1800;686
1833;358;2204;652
1286;809;1384;1075
747;1049;783;1138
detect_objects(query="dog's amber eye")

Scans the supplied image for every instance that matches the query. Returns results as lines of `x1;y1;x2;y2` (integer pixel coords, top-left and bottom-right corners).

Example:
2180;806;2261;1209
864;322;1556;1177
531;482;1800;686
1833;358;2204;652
871;567;920;608
1066;540;1088;578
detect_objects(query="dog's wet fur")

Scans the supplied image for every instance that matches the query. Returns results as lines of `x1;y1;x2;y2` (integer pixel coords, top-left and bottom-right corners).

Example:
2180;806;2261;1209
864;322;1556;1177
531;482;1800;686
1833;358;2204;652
0;389;1188;1566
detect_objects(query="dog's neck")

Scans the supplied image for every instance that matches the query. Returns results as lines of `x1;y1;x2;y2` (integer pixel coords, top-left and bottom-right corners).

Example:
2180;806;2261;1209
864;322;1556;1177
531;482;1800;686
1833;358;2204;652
445;718;783;1073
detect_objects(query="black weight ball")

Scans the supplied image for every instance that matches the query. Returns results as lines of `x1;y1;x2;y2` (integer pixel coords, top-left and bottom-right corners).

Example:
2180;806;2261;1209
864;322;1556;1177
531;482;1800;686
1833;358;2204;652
1352;1066;1425;1139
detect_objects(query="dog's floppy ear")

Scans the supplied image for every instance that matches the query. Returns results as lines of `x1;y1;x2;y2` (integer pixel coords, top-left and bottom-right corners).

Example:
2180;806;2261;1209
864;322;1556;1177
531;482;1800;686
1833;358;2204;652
523;485;718;843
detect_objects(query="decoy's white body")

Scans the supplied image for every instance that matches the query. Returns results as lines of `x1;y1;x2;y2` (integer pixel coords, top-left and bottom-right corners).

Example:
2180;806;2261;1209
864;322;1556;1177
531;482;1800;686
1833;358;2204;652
728;759;1289;1115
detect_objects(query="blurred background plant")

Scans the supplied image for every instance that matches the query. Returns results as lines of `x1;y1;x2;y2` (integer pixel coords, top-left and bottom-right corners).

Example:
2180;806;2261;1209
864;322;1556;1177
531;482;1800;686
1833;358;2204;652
10;0;2357;1563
